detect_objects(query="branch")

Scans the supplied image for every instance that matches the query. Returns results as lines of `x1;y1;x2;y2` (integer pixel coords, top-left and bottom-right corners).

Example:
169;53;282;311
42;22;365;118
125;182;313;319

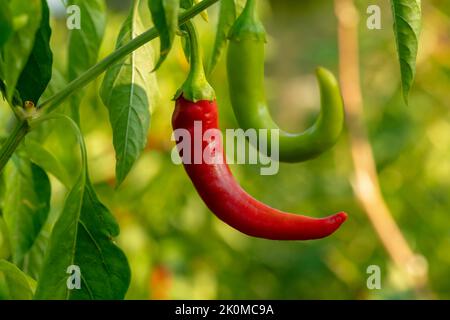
39;0;219;113
334;0;433;298
0;0;220;174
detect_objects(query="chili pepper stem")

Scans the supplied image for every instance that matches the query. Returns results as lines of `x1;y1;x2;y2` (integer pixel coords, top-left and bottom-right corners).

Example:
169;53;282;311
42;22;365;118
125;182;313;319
228;0;265;42
175;21;215;102
241;0;258;22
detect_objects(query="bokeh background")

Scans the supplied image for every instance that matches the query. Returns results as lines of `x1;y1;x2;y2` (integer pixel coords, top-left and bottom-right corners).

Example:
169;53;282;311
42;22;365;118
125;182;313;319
1;0;449;299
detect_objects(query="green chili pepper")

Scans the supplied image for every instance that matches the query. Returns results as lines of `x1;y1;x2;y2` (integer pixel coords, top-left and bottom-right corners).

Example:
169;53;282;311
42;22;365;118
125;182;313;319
173;21;347;240
226;0;345;162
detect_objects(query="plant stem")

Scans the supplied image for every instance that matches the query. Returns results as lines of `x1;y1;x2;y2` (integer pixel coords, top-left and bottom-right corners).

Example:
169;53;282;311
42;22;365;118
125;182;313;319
39;0;220;113
176;21;215;101
0;120;29;172
0;0;219;173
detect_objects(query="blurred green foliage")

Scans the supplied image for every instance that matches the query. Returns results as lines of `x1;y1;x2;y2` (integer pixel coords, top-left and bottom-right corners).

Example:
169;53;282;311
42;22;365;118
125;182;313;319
1;0;450;299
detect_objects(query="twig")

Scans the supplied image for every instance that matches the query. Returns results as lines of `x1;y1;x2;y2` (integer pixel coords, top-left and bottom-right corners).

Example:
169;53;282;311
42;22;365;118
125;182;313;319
334;0;433;298
0;0;220;174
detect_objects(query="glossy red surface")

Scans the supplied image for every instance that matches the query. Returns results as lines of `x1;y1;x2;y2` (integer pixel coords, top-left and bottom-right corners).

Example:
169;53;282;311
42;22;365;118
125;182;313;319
172;97;347;240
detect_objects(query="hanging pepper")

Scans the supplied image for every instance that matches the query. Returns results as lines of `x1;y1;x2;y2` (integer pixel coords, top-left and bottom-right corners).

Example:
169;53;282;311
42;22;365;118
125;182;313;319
172;21;347;240
226;0;345;163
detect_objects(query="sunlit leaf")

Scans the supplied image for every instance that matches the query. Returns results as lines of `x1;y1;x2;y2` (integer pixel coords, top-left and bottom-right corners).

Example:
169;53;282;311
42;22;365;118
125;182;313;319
34;116;130;300
0;216;11;260
19;229;50;281
40;68;67;104
67;0;106;122
24;139;71;188
148;0;180;70
391;0;421;104
207;0;236;75
0;260;36;300
34;177;131;299
3;156;51;266
101;0;158;186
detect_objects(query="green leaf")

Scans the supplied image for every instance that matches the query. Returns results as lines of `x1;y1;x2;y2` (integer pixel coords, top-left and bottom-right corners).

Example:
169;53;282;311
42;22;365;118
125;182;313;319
67;0;106;122
34;116;130;300
35;176;131;300
36;68;68;138
0;260;36;299
235;0;246;13
391;0;421;104
101;0;158;186
3;156;51;266
24;138;72;188
16;0;53;104
20;228;49;281
0;2;13;49
0;171;6;207
0;0;42;103
41;68;67;102
180;0;193;9
148;0;180;70
0;216;11;261
207;0;236;75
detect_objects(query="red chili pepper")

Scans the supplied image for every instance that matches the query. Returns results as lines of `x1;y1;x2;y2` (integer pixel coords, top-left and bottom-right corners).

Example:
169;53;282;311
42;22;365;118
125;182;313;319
172;21;347;240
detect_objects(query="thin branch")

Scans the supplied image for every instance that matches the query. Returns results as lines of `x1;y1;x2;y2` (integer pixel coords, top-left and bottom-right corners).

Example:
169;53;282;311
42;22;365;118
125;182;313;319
334;0;433;298
39;0;219;113
0;0;220;174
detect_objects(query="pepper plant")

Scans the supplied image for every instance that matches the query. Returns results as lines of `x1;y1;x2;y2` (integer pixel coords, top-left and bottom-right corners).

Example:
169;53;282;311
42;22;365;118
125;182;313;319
0;0;421;300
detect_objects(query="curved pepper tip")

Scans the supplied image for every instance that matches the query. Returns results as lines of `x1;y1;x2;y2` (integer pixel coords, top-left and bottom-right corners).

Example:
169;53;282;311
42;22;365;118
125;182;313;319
336;211;348;222
319;211;347;239
315;66;339;86
330;211;348;227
